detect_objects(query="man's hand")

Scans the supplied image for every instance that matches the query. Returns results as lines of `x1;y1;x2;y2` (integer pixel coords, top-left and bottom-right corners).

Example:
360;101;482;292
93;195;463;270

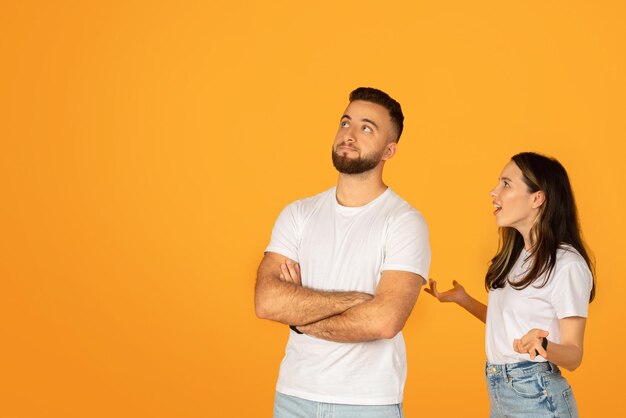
279;261;301;286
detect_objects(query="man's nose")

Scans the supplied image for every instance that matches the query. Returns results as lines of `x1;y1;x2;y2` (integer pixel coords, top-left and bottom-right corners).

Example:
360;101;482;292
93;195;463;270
343;126;357;142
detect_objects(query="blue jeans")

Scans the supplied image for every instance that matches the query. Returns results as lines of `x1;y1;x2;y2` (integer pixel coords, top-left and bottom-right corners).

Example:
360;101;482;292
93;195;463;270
273;392;404;418
485;361;579;417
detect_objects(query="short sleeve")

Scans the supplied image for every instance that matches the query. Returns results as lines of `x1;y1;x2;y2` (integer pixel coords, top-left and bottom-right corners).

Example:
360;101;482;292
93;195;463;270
381;211;431;280
264;203;300;262
550;261;593;319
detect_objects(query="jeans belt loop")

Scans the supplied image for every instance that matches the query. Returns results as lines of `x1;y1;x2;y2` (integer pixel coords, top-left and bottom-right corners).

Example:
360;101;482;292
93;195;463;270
548;361;558;373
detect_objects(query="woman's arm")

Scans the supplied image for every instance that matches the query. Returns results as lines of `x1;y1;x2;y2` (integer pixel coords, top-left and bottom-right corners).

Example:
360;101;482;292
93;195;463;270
425;279;487;323
513;317;587;371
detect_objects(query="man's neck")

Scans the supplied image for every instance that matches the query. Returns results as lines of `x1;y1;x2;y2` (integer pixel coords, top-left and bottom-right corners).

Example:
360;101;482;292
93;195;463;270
335;169;388;207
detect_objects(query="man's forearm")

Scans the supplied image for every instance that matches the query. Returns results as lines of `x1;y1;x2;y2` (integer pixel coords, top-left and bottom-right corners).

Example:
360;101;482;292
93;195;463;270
255;278;372;325
297;272;423;343
297;299;402;343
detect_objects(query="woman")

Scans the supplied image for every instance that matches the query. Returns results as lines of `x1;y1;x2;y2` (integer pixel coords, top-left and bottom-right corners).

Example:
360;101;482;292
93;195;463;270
426;152;595;417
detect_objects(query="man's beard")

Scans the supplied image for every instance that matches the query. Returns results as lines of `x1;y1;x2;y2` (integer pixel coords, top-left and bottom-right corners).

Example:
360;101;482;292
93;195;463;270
331;146;384;175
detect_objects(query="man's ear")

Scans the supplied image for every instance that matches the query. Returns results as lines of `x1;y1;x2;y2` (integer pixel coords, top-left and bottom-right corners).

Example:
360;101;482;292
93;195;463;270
382;142;398;161
531;190;546;209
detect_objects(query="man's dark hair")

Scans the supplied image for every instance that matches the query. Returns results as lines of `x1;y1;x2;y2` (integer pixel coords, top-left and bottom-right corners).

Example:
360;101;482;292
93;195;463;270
349;87;404;142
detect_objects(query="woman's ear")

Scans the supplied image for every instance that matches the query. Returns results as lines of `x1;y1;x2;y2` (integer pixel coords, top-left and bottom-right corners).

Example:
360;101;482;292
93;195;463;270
531;190;546;209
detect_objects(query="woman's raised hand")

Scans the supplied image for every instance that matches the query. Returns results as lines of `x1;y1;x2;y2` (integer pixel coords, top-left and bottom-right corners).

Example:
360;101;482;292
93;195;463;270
424;279;468;304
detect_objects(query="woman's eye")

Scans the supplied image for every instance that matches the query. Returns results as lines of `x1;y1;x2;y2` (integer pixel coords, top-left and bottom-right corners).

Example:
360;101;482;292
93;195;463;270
503;181;510;188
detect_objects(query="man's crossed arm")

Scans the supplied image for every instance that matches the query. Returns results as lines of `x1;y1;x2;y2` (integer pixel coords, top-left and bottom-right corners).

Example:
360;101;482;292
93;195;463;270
255;252;373;325
255;251;424;343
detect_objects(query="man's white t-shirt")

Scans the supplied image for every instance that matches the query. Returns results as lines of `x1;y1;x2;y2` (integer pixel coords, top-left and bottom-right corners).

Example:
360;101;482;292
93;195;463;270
265;187;431;405
486;245;593;364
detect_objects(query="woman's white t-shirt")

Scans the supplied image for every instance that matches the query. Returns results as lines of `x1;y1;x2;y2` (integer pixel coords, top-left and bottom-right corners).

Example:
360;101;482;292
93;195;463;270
486;245;593;364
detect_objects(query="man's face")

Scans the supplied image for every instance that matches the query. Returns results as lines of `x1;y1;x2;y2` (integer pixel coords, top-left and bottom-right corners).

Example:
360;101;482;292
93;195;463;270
331;100;396;175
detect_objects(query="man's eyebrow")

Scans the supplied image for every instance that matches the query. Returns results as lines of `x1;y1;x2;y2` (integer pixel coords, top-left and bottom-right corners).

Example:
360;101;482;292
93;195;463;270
361;118;379;129
340;115;379;130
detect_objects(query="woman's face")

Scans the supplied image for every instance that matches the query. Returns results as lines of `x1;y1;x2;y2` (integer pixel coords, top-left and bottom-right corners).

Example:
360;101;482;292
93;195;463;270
489;161;542;235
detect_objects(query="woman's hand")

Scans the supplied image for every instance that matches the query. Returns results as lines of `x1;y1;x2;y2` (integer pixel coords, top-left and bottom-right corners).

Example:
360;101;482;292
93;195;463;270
279;261;301;286
425;278;487;323
424;279;468;303
513;329;549;360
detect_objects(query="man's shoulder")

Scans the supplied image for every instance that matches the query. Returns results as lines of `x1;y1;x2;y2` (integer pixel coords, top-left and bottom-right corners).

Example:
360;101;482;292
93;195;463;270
281;187;335;215
385;189;425;220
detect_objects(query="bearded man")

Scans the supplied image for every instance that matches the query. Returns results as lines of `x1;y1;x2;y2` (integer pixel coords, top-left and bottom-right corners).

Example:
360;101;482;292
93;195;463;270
255;87;431;418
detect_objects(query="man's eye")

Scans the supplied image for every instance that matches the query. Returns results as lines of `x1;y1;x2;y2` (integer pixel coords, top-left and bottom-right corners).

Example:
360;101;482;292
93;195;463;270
362;126;372;133
340;121;349;127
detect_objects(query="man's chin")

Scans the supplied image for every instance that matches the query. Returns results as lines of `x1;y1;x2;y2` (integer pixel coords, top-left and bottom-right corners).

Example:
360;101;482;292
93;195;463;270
333;161;378;175
331;150;382;175
336;155;358;163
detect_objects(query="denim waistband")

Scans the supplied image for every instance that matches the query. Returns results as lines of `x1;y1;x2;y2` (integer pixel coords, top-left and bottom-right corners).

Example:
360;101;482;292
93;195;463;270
485;361;560;379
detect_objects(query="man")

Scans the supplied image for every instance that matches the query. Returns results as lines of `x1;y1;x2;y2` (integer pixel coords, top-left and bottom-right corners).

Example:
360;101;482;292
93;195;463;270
255;87;431;417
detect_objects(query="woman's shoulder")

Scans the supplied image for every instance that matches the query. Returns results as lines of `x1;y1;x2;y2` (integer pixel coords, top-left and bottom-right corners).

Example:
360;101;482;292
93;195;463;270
554;244;592;274
549;244;594;296
556;243;582;259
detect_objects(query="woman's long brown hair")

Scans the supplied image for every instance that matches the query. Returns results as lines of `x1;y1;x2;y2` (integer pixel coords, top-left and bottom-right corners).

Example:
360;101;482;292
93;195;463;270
485;152;596;301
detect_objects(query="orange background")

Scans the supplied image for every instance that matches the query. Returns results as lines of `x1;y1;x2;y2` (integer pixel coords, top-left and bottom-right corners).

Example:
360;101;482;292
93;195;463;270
2;1;624;417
